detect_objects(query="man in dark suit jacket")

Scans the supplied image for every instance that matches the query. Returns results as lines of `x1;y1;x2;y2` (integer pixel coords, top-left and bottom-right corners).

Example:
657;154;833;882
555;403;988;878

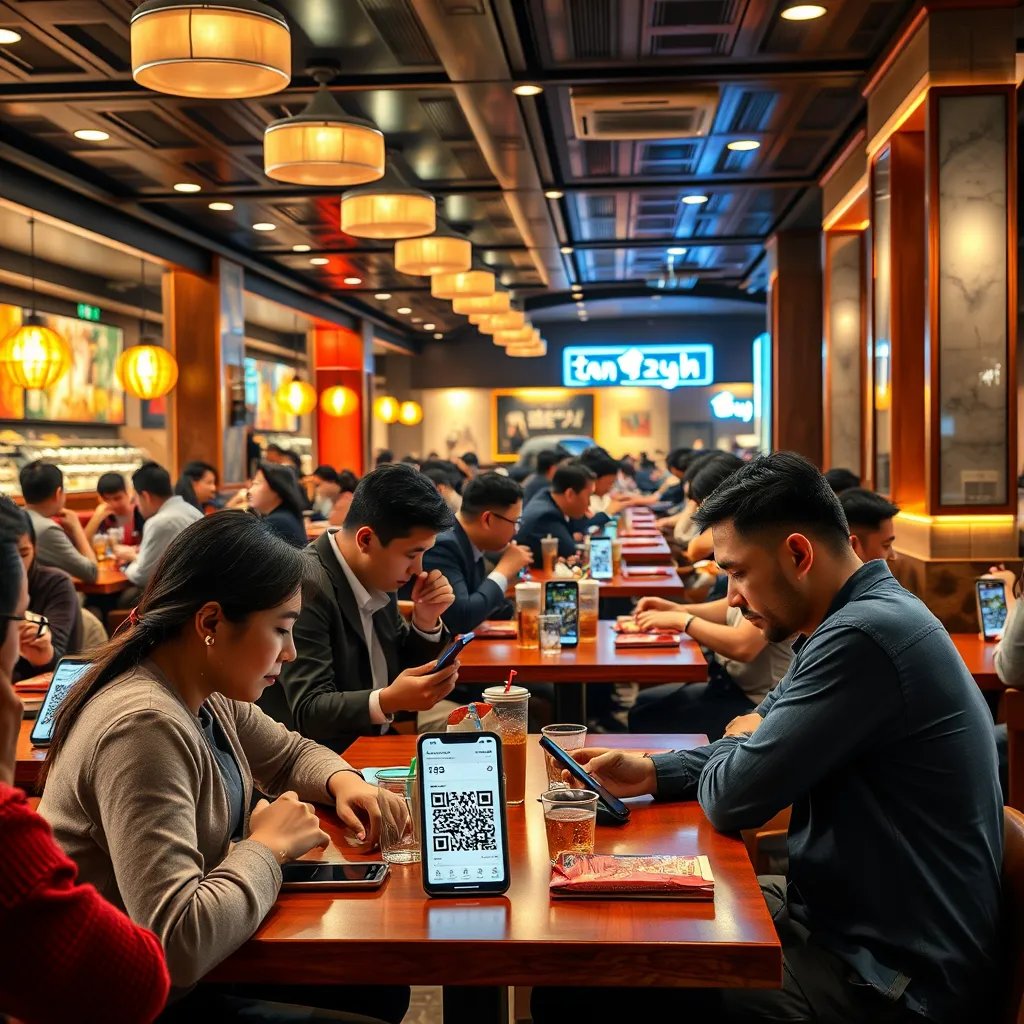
515;462;596;565
522;447;569;508
259;464;459;752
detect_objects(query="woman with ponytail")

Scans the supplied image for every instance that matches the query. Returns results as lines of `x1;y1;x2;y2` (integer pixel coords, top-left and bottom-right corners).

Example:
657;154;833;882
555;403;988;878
38;510;408;1024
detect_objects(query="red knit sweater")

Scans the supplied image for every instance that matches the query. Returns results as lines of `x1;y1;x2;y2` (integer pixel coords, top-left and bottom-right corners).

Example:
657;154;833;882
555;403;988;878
0;782;170;1023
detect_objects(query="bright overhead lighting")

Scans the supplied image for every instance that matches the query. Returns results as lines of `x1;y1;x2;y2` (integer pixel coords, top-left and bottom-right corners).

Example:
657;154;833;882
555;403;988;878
374;292;392;300
343;276;362;285
513;84;543;97
433;333;443;340
544;190;564;200
560;246;574;255
173;182;202;193
209;201;234;211
252;222;276;231
74;129;109;142
727;140;760;152
0;29;22;44
411;317;423;324
681;194;709;205
667;246;686;256
292;243;311;252
310;257;329;266
781;4;827;20
423;323;436;330
396;306;412;315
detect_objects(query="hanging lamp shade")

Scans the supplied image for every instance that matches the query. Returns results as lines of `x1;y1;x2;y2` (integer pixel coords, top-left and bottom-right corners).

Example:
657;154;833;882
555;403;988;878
397;400;423;426
451;291;510;316
116;344;179;399
0;315;72;390
373;394;400;423
321;385;359;417
340;166;435;239
482;310;526;333
506;339;546;357
431;270;495;300
493;325;534;347
394;226;471;276
131;0;291;99
275;376;317;416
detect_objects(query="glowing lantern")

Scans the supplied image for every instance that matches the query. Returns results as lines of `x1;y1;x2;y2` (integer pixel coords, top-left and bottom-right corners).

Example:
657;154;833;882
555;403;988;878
397;400;423;426
373;394;400;423
116;344;179;399
341;167;435;239
431;270;495;300
275;377;317;416
321;385;359;417
0;315;72;390
451;291;511;316
394;229;471;276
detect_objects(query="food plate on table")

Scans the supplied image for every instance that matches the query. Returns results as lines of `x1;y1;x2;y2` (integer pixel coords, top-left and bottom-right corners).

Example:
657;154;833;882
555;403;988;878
614;632;682;649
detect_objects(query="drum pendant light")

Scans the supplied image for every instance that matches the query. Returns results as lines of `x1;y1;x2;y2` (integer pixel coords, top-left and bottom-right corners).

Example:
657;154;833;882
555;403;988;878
397;400;423;426
131;0;291;99
341;166;435;240
431;270;495;300
394;221;471;276
0;218;72;390
265;65;385;187
373;395;400;423
451;291;511;317
493;325;534;347
506;339;547;357
484;310;527;333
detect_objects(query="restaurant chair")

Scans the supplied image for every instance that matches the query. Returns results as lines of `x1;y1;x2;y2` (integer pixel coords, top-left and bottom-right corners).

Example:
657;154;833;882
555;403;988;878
742;807;791;876
1001;805;1024;1023
1006;689;1024;812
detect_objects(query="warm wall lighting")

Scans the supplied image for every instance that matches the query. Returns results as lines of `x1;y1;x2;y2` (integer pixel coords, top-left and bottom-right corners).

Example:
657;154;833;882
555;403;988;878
398;400;423;426
275;376;317;416
431;270;495;300
374;395;400;423
727;139;761;152
452;291;511;316
781;4;827;20
74;129;110;142
0;317;72;390
116;344;179;400
340;166;435;239
394;229;471;276
321;385;359;417
131;0;290;99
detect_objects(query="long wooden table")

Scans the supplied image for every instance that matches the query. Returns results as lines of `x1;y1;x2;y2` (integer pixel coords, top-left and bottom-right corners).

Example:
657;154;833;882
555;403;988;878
949;633;1000;690
210;733;781;1018
528;566;686;600
74;562;131;596
618;535;673;565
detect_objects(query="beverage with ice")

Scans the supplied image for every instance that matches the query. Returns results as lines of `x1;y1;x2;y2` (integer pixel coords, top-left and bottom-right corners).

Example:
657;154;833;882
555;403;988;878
542;788;598;860
515;581;541;650
483;685;530;805
577;579;599;643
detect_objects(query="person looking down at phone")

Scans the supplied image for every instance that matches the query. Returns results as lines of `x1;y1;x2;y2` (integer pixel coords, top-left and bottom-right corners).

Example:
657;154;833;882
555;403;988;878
259;464;458;752
516;461;596;565
839;488;899;563
37;511;408;1023
533;452;1002;1024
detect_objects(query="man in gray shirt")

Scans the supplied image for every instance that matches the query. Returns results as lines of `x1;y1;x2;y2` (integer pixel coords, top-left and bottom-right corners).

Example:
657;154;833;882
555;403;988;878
19;461;98;584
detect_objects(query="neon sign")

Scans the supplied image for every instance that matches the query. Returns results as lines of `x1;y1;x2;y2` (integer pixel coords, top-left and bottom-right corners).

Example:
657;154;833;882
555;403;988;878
562;344;713;390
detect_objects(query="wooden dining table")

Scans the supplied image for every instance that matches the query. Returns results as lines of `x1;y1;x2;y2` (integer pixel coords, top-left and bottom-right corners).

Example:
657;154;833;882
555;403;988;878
74;562;131;596
209;733;782;1019
618;535;674;565
949;633;1001;690
527;566;686;600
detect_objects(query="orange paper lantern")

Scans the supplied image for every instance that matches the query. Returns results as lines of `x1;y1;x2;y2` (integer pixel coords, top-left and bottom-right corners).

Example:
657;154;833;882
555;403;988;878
116;344;179;399
321;385;359;417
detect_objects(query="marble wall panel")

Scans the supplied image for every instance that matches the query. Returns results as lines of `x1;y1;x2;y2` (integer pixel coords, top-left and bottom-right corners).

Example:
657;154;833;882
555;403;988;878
826;233;863;474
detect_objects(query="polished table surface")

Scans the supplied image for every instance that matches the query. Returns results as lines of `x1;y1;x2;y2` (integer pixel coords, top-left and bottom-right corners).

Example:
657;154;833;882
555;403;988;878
74;562;130;596
528;566;685;600
949;633;1001;690
210;733;782;991
618;535;673;564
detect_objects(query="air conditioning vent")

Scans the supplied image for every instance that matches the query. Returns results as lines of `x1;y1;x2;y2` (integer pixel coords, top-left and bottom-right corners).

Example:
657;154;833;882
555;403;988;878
570;87;719;140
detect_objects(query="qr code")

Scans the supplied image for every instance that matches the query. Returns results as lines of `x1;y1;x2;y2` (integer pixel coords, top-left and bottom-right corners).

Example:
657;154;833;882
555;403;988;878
430;791;497;852
40;682;73;729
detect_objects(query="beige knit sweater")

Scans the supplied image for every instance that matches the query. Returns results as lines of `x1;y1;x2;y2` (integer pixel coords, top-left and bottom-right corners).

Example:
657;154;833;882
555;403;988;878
39;662;349;992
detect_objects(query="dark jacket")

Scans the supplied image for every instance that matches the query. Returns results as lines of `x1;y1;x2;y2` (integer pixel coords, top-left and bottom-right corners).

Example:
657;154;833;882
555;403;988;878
515;489;577;564
258;530;449;752
423;521;513;634
263;507;307;549
522;474;552;508
14;562;83;683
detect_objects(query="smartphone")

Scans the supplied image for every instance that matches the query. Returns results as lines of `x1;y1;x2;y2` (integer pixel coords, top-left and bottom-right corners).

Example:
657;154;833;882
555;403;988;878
30;657;92;748
280;862;389;890
539;734;631;826
976;578;1009;641
434;632;476;670
544;580;579;647
417;732;511;897
589;537;613;580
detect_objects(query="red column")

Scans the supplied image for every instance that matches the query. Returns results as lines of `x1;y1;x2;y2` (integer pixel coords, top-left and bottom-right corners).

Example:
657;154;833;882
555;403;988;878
313;323;366;474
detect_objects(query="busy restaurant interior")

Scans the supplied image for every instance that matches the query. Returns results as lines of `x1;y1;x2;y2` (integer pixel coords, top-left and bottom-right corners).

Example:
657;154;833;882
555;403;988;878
1;0;1023;1021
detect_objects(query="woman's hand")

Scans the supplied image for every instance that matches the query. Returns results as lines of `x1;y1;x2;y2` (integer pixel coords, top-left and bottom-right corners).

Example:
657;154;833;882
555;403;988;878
249;791;330;863
329;770;384;852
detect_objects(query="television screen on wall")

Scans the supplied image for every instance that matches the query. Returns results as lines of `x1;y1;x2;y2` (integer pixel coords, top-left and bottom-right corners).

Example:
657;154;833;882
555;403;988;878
244;355;299;433
0;304;125;424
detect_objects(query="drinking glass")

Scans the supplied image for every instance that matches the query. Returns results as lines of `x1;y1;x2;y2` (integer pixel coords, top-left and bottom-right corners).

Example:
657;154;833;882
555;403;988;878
515;581;542;650
92;533;108;561
541;535;558;573
542;787;598;861
376;768;420;864
107;526;124;547
611;538;623;576
578;579;599;643
539;613;562;657
482;685;530;805
541;724;587;785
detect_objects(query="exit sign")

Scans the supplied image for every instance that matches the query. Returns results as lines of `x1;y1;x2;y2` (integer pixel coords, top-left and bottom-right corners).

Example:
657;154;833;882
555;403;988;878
76;303;101;322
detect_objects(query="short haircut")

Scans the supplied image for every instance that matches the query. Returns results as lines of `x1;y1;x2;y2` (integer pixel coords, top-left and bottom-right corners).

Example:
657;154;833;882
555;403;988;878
420;459;464;488
132;461;173;499
693;451;851;553
338;470;359;493
375;448;394;467
579;447;621;479
681;451;717;491
536;447;569;476
461;452;479;467
552;462;596;495
96;472;127;497
839;488;900;532
422;467;453;491
343;463;455;545
313;465;340;484
689;453;743;505
667;447;694;472
461;472;523;517
824;467;861;495
20;461;63;504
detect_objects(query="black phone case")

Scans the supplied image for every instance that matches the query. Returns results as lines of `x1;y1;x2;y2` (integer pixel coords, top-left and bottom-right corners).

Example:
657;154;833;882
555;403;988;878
539;735;631;826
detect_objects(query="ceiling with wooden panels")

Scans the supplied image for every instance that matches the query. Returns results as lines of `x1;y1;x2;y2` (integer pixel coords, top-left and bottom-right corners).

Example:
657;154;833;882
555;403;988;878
0;0;917;341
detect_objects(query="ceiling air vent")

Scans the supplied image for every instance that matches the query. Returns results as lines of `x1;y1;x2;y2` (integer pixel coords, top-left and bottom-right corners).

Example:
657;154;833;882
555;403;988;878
570;87;719;140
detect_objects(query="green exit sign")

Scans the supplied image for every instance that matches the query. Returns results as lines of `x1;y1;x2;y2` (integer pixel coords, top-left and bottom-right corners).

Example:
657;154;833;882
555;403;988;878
76;303;101;322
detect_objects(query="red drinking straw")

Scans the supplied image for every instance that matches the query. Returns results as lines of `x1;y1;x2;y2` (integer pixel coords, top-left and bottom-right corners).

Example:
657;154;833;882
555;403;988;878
504;668;517;694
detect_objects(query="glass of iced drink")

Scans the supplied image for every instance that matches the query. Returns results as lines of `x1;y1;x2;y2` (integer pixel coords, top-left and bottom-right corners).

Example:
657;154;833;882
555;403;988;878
541;535;558;573
542;787;598;860
541;724;587;785
577;579;599;642
482;684;531;805
515;581;542;650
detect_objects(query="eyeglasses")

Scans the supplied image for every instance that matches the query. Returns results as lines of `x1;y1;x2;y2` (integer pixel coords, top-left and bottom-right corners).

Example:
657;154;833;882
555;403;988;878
489;511;522;530
2;611;50;639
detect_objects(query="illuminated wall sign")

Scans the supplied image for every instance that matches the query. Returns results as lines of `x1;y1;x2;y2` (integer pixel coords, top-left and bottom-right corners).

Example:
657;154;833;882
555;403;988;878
76;302;102;322
710;390;754;423
563;344;713;390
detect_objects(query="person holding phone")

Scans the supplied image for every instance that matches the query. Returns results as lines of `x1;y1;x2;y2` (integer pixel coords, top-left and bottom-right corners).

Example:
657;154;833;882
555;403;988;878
0;496;171;1024
38;512;408;1023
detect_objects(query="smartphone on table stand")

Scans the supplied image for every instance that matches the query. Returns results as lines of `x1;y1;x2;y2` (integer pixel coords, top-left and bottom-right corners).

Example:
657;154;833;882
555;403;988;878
544;580;579;648
976;577;1009;641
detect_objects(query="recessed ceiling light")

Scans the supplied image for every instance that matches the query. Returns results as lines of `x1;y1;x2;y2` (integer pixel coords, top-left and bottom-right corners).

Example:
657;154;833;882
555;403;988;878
0;29;22;44
252;222;276;231
681;194;709;205
73;129;109;142
726;140;760;152
423;323;436;330
560;246;574;255
397;306;412;315
544;190;564;200
209;201;234;211
310;257;329;266
667;246;687;256
513;84;544;97
781;4;827;20
411;317;423;324
292;243;311;252
343;276;362;285
433;333;443;340
173;182;202;193
374;292;392;300
576;301;585;308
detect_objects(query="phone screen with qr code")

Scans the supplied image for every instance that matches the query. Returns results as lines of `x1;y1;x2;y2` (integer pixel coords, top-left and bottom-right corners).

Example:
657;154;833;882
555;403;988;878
30;657;92;747
417;732;511;897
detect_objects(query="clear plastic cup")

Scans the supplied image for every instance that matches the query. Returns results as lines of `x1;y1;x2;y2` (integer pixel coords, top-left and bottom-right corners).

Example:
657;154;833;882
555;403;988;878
541;535;558;573
578;579;600;642
541;724;587;785
539;613;562;657
515;581;542;650
376;768;420;864
482;684;530;805
542;787;598;861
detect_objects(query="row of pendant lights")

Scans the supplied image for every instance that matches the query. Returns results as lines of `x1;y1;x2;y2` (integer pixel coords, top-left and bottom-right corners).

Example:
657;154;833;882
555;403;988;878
275;379;422;426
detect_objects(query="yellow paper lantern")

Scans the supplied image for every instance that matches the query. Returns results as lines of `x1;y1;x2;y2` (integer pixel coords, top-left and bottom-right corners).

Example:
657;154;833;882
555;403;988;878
452;291;511;316
0;315;72;390
398;400;423;426
275;377;317;416
394;231;471;276
321;385;359;417
116;344;179;399
341;168;436;239
431;270;495;300
373;394;400;423
131;0;291;99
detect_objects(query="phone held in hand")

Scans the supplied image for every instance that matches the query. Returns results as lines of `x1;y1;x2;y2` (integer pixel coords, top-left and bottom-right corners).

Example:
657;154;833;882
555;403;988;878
543;580;579;647
539;735;631;826
976;577;1009;641
280;862;389;889
30;657;92;748
434;632;476;671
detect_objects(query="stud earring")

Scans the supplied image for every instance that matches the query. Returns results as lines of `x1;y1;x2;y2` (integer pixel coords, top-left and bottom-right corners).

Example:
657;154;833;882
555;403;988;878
204;635;215;647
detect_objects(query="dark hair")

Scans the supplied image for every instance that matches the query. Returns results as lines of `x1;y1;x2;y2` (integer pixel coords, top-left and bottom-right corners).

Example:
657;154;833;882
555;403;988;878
4;497;35;545
681;451;717;492
461;452;479;468
343;463;454;545
41;512;310;787
19;460;63;505
667;447;694;472
579;448;621;479
536;448;569;476
693;451;851;553
420;459;464;489
375;448;394;467
824;467;861;495
132;461;173;500
422;467;453;491
689;453;744;505
257;461;306;517
0;497;27;617
175;461;218;510
338;470;359;494
839;488;900;531
461;472;523;517
552;462;596;495
97;472;127;498
313;465;339;484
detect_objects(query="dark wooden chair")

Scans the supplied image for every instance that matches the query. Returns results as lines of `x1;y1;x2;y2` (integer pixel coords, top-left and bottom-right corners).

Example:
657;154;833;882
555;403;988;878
1006;689;1024;812
1001;805;1024;1023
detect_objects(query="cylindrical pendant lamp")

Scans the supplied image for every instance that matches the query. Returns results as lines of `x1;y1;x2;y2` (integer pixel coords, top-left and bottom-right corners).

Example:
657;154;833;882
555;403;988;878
451;291;510;316
431;270;495;300
394;225;471;276
493;325;534;347
483;310;526;333
341;166;435;239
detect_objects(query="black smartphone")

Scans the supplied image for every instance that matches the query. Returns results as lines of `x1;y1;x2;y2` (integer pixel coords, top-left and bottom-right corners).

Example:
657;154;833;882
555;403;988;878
544;580;579;647
434;632;476;670
976;578;1009;641
539;734;631;826
280;862;389;889
30;657;92;748
589;537;613;580
417;732;511;897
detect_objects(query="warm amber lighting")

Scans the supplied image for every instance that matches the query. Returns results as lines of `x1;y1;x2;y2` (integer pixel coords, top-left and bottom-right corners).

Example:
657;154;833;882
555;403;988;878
781;4;826;20
340;167;435;239
398;400;423;426
394;231;471;276
493;326;534;347
431;270;495;300
321;385;359;417
373;395;400;423
131;0;291;99
0;316;72;390
116;344;179;400
452;291;511;316
485;310;527;332
275;377;317;416
505;340;546;358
